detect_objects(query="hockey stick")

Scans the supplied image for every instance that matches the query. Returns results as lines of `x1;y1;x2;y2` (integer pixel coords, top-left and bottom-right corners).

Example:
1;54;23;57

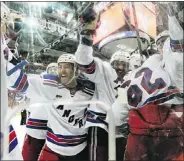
131;2;144;63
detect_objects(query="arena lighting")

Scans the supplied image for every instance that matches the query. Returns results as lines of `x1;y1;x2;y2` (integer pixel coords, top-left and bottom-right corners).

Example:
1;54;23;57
23;17;38;27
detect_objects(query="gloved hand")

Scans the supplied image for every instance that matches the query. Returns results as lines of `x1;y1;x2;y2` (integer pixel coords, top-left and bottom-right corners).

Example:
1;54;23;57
116;123;130;138
79;7;100;35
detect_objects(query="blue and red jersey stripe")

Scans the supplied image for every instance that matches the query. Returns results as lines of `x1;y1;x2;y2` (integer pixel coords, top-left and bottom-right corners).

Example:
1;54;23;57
9;125;18;153
86;110;108;126
46;127;87;147
26;118;48;130
142;87;181;107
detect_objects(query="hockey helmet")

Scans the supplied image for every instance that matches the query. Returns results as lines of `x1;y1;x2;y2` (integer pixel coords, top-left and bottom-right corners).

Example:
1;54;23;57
155;30;169;46
46;62;58;75
57;54;76;65
110;50;130;65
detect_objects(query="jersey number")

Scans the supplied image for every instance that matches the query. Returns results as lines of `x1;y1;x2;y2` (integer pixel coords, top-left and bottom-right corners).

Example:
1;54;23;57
127;67;166;107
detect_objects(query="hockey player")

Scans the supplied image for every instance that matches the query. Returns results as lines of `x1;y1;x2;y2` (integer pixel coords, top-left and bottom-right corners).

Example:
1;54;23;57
21;63;57;160
75;8;130;161
6;90;26;160
110;50;131;85
1;4;11;158
8;54;95;161
46;62;58;75
20;62;58;126
111;3;184;161
1;2;23;159
155;30;169;55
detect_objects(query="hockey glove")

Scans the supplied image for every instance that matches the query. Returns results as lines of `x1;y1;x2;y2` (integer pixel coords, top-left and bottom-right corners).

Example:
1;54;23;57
79;7;100;35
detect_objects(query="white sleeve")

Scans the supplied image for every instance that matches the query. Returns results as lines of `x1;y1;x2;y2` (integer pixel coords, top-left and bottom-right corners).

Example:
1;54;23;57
168;15;184;53
111;99;129;126
75;43;117;84
75;43;98;80
168;15;183;40
75;43;94;66
7;63;57;101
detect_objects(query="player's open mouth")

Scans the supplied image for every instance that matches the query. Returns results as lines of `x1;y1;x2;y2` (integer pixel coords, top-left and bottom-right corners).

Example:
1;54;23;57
117;70;123;74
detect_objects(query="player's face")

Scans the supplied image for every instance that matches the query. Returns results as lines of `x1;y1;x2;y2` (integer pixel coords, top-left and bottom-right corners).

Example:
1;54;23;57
112;60;129;78
157;36;168;55
47;66;58;75
58;62;75;85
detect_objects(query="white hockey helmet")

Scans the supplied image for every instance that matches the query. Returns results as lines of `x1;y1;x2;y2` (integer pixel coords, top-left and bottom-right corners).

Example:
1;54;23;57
129;53;146;70
155;30;169;46
57;54;76;65
46;63;58;71
46;62;58;75
110;50;130;65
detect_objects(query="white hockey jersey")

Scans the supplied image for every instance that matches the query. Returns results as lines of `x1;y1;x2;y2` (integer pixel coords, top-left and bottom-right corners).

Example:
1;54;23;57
1;36;8;132
7;68;96;155
1;36;9;159
2;106;25;160
26;103;48;140
112;54;182;126
112;14;184;126
162;15;184;95
75;44;118;131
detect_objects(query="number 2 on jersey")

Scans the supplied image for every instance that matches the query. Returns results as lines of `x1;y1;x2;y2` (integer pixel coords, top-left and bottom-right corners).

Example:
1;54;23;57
127;67;166;107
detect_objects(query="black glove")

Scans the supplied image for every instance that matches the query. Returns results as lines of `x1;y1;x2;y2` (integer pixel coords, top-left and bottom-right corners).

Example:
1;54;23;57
116;123;130;138
79;7;100;35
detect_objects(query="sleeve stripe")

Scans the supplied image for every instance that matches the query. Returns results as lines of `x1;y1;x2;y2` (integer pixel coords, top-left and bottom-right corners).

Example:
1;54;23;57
16;74;27;91
43;82;58;87
9;137;18;153
28;118;47;123
9;125;14;132
20;81;29;93
9;130;16;143
26;125;47;130
170;39;184;51
170;39;184;45
11;71;29;92
28;118;48;123
9;125;18;153
43;74;58;81
143;88;181;106
83;90;94;96
11;71;24;89
87;110;107;117
170;43;184;51
43;79;58;84
7;60;28;76
27;121;47;127
26;119;48;130
77;60;96;74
